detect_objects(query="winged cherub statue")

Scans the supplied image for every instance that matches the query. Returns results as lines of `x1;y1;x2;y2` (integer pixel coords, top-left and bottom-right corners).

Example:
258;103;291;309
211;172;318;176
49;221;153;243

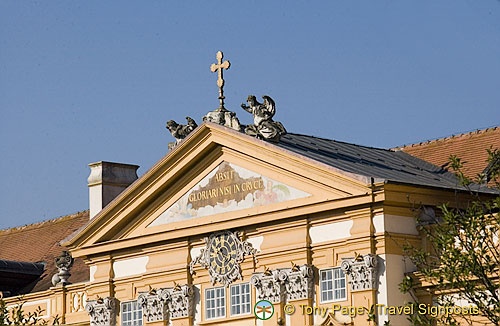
241;95;286;142
166;117;198;150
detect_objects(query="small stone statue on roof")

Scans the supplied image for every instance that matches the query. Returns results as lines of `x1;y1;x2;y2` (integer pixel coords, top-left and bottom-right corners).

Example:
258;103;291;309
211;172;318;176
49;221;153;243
241;95;286;142
52;250;74;286
166;117;198;150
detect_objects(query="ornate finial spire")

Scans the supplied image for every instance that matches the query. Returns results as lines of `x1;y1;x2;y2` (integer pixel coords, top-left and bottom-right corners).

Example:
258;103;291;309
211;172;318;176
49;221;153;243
51;250;74;286
210;51;230;111
203;51;241;131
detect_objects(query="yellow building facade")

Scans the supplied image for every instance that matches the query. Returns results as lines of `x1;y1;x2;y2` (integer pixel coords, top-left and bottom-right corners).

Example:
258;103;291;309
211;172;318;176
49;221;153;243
5;120;486;326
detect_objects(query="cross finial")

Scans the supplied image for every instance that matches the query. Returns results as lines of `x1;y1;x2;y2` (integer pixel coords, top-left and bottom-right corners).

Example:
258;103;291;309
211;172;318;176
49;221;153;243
210;51;230;111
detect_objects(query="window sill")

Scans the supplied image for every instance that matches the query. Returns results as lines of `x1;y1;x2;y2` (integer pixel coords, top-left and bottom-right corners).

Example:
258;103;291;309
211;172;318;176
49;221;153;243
198;313;253;325
319;298;348;304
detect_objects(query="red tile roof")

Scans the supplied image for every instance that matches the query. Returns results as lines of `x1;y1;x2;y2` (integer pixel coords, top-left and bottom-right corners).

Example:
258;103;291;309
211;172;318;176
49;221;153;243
394;127;500;183
0;211;90;294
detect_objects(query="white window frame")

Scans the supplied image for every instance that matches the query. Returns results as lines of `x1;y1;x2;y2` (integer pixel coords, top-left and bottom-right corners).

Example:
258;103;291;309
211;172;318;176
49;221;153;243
319;267;347;303
230;282;251;316
205;286;226;320
121;300;143;326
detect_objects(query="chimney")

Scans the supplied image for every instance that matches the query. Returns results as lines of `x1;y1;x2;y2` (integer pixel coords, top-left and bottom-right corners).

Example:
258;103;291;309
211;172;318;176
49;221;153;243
88;161;139;219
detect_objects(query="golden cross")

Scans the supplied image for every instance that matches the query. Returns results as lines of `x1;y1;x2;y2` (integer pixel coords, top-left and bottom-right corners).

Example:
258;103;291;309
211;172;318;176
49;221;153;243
210;51;230;111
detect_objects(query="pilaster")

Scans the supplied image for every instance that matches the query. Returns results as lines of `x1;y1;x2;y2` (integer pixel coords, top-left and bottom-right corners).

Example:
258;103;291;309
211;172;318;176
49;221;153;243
285;265;314;326
87;255;115;299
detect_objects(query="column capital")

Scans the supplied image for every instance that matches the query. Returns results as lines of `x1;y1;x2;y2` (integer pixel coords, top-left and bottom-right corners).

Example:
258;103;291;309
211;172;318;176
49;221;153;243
341;254;378;291
85;296;117;326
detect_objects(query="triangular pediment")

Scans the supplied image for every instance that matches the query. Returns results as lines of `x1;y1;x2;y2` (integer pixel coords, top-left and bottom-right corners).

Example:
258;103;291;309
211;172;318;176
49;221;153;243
64;123;372;257
148;161;311;227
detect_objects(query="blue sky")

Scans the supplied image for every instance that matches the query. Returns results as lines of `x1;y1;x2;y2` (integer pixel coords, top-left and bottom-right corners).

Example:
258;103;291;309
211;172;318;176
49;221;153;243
1;1;499;229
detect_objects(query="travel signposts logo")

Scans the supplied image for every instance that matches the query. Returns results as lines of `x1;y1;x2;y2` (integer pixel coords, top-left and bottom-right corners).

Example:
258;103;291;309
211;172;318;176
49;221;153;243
254;300;274;320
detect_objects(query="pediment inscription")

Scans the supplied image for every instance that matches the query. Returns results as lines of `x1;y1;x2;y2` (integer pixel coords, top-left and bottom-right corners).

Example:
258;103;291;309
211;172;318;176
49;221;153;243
148;162;310;227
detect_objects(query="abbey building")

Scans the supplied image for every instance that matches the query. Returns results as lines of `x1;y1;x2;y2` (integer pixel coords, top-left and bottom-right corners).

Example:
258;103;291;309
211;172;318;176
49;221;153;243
1;52;499;326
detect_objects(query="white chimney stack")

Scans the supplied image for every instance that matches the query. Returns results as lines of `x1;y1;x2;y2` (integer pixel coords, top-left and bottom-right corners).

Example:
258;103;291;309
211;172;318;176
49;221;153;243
87;161;139;219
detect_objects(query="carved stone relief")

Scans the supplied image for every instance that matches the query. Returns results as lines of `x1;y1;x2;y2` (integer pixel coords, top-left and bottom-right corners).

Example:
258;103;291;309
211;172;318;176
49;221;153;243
85;297;117;326
341;253;378;291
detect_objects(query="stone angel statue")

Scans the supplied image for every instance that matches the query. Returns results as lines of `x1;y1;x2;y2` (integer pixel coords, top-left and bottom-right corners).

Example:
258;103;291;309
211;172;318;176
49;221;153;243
241;95;286;142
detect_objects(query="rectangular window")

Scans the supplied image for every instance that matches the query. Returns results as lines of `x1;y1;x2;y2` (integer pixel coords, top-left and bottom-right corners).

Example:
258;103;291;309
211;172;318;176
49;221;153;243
230;283;251;316
205;287;226;319
320;267;346;303
121;300;143;326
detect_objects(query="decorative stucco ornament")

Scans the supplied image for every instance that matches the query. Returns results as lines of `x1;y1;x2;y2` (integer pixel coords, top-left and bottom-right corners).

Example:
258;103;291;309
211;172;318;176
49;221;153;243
51;250;74;286
203;51;242;131
341;253;378;291
168;284;194;319
284;263;314;301
166;117;198;150
189;230;258;286
251;264;314;303
138;285;194;322
138;288;171;322
85;296;117;326
241;95;286;142
250;268;287;303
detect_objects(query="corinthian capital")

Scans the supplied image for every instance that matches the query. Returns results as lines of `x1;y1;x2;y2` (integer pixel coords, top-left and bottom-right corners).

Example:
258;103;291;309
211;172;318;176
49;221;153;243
85;297;117;326
251;264;314;303
138;288;171;322
341;254;378;291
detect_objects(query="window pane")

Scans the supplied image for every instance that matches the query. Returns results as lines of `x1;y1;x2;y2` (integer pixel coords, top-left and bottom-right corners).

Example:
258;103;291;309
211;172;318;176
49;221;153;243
230;283;251;316
320;267;346;303
205;287;226;319
121;300;143;326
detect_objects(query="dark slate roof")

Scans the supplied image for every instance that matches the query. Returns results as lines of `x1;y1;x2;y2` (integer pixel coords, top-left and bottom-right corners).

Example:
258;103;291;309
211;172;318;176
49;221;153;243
0;260;45;275
0;260;45;296
277;133;497;193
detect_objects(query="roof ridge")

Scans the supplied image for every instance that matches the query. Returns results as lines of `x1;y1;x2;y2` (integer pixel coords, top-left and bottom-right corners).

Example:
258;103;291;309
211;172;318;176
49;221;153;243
285;132;394;152
0;210;89;235
393;125;499;150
